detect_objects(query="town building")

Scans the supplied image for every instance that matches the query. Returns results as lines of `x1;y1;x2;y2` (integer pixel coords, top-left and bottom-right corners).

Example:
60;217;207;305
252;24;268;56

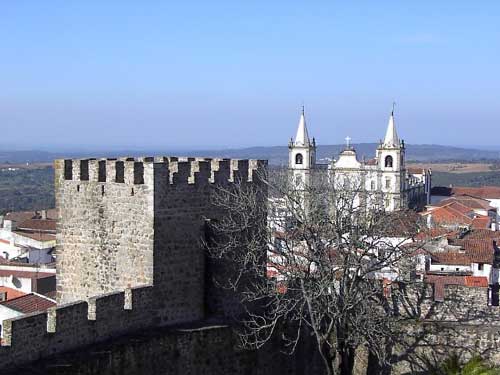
431;186;500;230
0;260;56;299
0;293;56;337
0;209;56;263
288;108;431;212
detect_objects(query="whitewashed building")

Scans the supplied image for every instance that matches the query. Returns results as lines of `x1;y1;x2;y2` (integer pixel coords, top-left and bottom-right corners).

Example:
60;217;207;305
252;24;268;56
288;107;431;212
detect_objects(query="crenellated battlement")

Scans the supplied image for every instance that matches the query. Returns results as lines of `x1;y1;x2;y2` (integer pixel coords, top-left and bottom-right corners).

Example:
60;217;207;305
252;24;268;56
0;284;155;367
0;155;268;371
56;157;266;186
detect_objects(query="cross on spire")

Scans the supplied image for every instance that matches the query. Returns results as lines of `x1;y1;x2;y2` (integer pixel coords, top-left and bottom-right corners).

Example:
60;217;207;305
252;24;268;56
345;136;352;148
392;101;396;116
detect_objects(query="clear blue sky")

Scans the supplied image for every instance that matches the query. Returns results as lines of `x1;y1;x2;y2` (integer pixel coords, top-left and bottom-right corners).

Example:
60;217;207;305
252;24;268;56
1;1;499;150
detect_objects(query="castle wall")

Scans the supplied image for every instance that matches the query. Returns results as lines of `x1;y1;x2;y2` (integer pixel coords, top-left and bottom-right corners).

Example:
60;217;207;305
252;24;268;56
0;157;268;371
2;323;324;375
55;157;266;320
55;159;155;305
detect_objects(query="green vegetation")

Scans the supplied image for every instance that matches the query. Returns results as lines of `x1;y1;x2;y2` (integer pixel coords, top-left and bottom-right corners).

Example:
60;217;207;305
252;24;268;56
432;171;500;187
430;355;500;375
0;167;54;214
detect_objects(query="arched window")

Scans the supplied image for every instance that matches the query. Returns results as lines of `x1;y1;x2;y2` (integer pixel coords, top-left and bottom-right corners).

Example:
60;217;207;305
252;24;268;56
295;153;303;165
384;155;393;168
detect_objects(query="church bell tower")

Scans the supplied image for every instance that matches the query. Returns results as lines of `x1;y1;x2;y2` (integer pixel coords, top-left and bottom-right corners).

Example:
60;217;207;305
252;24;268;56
288;107;316;190
376;106;405;211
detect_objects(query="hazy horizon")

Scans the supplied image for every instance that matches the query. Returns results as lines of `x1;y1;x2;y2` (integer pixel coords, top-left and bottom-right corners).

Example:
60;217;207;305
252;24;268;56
1;142;500;155
2;1;499;149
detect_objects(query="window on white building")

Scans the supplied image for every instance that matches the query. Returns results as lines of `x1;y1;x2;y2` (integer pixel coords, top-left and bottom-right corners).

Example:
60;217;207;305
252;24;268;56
478;263;484;271
371;181;376;190
385;178;391;189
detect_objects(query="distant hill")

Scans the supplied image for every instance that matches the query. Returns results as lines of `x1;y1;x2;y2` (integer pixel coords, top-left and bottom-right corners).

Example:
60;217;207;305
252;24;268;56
181;144;500;165
0;144;499;166
1;145;500;214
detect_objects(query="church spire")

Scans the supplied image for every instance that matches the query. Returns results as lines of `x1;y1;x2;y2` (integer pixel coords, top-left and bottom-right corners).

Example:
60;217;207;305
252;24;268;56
294;106;311;146
383;103;399;148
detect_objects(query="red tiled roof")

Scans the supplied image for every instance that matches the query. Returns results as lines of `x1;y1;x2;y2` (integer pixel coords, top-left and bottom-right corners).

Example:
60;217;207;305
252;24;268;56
452;187;500;200
463;229;500;240
461;239;495;263
16;219;56;232
0;286;27;301
422;206;473;226
442;201;474;215
415;227;455;240
407;167;425;175
424;274;480;302
437;196;493;211
469;230;500;239
471;216;491;229
431;251;471;266
364;158;377;166
425;274;466;285
0;293;55;314
465;276;489;287
4;209;58;222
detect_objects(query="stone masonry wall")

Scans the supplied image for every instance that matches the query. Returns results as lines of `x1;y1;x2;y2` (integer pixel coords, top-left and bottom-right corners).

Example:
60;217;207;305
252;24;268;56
0;156;267;371
390;283;500;373
3;324;324;375
55;158;155;304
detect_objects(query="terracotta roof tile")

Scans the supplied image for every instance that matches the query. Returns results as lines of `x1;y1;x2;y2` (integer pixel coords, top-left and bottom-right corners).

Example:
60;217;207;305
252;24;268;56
437;196;492;211
4;209;57;222
0;293;55;314
465;276;489;287
16;219;56;232
431;251;471;266
471;216;491;229
423;206;473;226
0;286;27;301
461;239;495;263
415;227;456;240
407;167;425;174
451;186;500;200
463;229;500;240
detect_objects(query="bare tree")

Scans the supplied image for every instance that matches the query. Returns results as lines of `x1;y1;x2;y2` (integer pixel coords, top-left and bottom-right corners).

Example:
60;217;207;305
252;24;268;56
206;167;426;375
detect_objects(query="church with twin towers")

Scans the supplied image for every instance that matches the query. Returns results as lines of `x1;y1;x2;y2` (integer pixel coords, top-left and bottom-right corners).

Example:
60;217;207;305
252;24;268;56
288;107;431;212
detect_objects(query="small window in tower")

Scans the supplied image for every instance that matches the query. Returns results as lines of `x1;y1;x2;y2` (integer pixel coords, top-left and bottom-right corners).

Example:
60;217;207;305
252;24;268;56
370;180;376;190
295;153;303;165
385;177;391;189
385;155;393;168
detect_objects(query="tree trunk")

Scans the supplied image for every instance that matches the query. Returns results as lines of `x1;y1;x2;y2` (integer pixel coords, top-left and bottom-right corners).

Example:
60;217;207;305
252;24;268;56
366;350;391;375
319;341;335;375
337;345;355;375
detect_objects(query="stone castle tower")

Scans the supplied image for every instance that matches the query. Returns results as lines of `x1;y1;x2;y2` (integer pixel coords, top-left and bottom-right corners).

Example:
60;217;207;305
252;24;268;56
55;156;266;321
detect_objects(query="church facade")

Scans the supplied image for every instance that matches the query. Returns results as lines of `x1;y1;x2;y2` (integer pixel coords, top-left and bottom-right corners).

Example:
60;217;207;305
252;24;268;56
288;108;431;212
